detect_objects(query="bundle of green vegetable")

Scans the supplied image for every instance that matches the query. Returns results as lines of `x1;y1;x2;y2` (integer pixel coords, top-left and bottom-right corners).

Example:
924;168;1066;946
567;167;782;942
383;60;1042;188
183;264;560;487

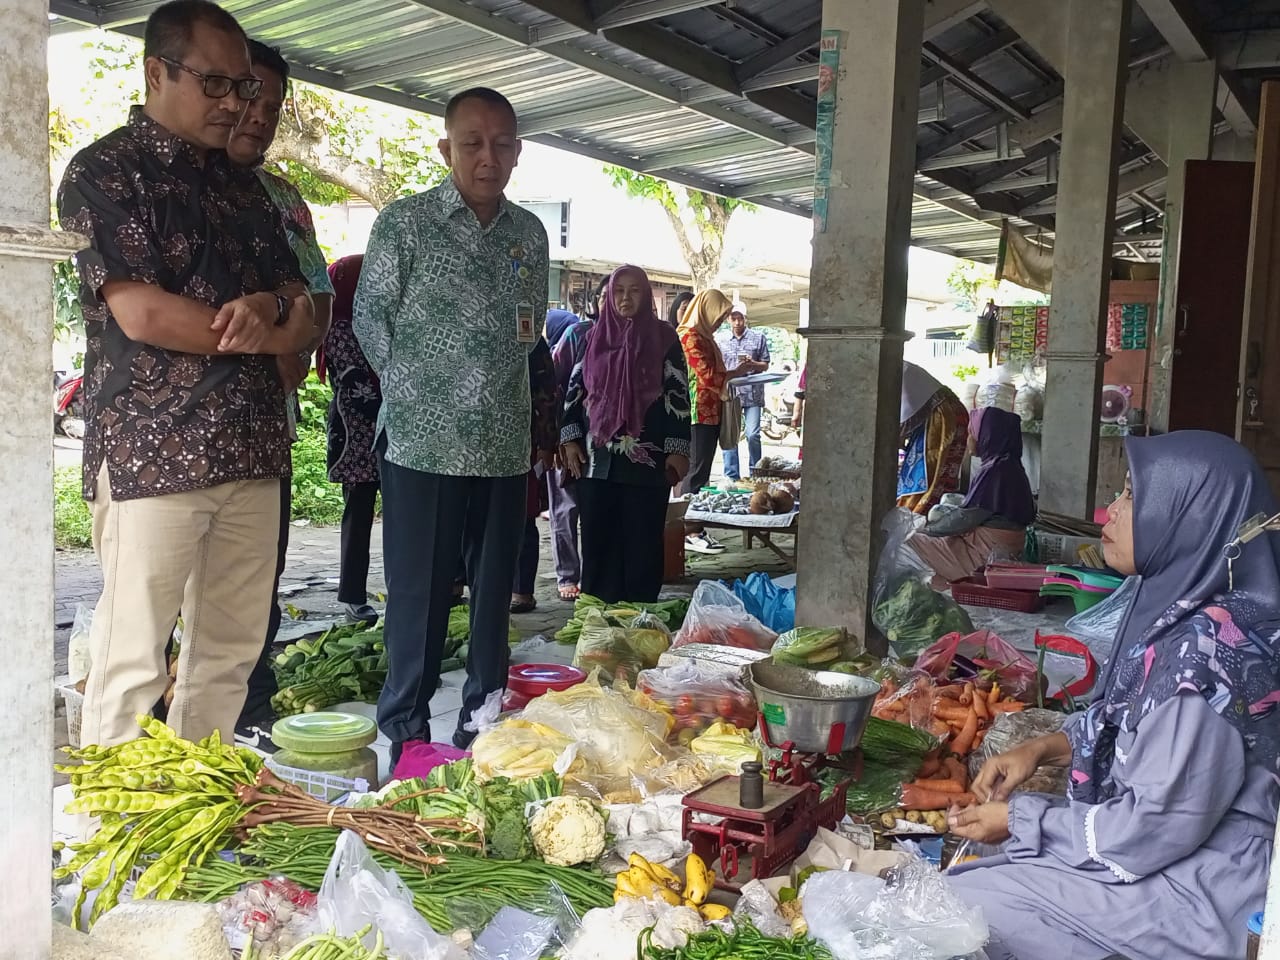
769;627;856;668
246;926;386;960
182;823;615;932
813;718;940;815
871;577;974;659
351;758;560;860
271;622;389;716
637;922;833;960
555;594;690;645
54;715;264;927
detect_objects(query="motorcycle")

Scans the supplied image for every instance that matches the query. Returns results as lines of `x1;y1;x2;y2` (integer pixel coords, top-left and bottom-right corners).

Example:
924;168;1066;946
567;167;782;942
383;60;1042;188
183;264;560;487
54;369;85;439
761;392;799;442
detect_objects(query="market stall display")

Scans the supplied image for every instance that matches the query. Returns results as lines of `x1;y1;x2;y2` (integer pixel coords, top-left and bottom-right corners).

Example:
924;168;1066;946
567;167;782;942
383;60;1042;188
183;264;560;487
636;660;758;743
555;593;691;646
571;608;672;684
672;581;778;651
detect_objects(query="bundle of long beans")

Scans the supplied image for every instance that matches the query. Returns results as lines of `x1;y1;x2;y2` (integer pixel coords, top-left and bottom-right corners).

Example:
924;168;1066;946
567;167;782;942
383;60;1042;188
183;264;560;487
182;823;615;932
237;768;483;866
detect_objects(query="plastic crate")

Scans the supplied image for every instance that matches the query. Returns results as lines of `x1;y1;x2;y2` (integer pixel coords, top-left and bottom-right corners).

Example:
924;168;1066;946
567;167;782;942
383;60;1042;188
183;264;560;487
266;757;371;803
983;562;1050;591
952;576;1046;613
58;683;84;749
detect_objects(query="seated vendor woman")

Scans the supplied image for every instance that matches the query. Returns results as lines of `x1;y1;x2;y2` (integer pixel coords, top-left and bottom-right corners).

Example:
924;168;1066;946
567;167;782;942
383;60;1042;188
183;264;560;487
908;406;1035;583
945;431;1280;960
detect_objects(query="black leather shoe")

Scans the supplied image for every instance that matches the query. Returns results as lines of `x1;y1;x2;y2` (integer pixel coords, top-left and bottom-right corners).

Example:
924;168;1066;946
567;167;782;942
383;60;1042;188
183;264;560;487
343;602;379;624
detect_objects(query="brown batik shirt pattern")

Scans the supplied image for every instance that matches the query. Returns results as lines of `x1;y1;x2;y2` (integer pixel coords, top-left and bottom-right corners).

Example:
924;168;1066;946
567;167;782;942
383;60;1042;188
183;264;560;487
57;106;303;501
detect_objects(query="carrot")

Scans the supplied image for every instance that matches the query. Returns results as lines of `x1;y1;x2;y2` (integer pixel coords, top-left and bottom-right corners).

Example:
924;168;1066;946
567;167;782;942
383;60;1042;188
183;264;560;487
936;685;964;700
941;756;969;786
901;783;976;810
973;688;990;722
908;778;966;794
992;700;1027;713
933;703;972;722
917;753;942;779
988;682;1001;707
959;682;975;706
927;719;952;739
951;705;980;755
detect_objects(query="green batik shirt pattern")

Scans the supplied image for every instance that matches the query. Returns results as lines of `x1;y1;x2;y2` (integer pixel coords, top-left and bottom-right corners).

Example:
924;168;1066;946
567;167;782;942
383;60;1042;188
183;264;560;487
256;168;335;296
353;176;550;477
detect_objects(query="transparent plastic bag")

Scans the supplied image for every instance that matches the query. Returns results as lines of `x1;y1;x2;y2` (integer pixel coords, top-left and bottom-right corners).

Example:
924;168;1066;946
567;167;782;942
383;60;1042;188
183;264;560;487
872;509;974;660
804;855;988;960
770;626;857;669
572;609;671;685
216;877;319;956
671;581;777;651
318;831;465;960
1065;575;1137;667
871;672;941;734
521;672;674;786
636;661;757;739
966;708;1068;797
470;717;583;782
733;880;793;939
68;603;94;685
465;883;579;960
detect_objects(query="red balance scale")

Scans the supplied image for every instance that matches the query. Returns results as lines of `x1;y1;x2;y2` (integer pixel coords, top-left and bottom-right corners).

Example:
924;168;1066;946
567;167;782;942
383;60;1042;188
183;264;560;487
680;711;863;891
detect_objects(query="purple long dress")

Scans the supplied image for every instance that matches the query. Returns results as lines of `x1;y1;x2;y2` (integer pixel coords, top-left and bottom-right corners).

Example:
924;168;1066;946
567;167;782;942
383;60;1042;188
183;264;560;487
950;431;1280;960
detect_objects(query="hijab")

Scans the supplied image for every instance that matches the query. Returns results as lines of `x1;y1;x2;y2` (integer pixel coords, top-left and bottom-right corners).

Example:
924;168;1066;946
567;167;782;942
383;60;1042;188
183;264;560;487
544;309;578;350
581;265;677;446
667;291;695;328
316;253;364;385
961;407;1035;525
677;289;733;376
1066;431;1280;803
900;361;944;424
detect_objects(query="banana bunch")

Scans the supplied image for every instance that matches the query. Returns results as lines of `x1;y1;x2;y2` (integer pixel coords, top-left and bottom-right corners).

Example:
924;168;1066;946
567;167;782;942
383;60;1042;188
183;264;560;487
613;853;730;922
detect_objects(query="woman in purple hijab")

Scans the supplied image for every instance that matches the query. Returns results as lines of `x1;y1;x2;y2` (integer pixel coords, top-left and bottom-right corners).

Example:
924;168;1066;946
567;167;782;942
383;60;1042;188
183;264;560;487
946;431;1280;960
908;406;1036;582
559;266;691;602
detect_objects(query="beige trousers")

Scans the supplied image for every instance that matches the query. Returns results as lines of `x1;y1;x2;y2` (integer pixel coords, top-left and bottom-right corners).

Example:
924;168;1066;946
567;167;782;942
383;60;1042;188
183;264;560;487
82;465;280;747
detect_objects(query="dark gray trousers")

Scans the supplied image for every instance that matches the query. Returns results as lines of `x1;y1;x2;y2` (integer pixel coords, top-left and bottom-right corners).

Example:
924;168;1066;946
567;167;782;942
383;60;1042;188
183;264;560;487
376;440;525;744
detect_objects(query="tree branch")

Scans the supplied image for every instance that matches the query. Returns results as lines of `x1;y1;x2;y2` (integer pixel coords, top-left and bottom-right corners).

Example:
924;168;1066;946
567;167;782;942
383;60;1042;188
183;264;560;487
269;113;402;211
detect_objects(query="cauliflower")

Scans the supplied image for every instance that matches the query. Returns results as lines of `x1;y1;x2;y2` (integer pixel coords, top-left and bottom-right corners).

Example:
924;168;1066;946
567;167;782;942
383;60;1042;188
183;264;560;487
529;796;607;867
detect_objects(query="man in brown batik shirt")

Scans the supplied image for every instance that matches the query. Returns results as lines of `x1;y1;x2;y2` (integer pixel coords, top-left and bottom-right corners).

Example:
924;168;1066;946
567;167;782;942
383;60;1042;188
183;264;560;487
57;0;317;746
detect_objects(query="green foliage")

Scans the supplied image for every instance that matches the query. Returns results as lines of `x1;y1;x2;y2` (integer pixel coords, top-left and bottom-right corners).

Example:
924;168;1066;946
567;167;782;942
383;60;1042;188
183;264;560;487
54;467;92;549
946;259;997;312
269;159;352;207
289;373;345;526
605;166;749;218
951;362;980;382
53;258;85;342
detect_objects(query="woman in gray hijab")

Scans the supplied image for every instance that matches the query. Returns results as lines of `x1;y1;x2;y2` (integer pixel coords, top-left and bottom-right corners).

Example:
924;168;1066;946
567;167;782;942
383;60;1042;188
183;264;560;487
946;431;1280;960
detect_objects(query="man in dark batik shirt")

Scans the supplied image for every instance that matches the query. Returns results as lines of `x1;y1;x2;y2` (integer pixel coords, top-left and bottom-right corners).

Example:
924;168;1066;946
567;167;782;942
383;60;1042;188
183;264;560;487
57;0;317;747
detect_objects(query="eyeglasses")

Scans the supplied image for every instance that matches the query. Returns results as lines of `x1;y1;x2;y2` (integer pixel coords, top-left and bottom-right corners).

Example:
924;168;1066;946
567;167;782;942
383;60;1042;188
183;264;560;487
160;57;262;101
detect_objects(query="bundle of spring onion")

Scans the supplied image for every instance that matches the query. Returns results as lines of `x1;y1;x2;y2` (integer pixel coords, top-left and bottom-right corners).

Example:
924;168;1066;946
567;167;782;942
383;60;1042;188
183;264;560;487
249;925;385;960
182;823;615;932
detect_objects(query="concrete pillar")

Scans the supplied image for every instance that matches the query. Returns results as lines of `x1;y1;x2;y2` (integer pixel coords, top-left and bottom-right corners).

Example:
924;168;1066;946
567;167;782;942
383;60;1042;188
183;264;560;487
794;0;922;650
1149;60;1217;434
0;2;84;957
1039;0;1132;519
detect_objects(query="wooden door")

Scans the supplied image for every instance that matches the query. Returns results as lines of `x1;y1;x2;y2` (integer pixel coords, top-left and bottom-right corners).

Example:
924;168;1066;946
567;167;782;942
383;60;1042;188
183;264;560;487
1167;160;1255;434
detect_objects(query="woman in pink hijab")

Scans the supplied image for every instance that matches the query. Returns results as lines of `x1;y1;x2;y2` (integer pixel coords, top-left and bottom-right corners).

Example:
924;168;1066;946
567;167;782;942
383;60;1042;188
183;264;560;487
560;266;691;602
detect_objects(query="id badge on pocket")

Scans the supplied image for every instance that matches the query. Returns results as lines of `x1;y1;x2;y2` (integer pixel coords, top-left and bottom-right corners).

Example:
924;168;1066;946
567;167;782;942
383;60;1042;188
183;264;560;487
516;302;536;343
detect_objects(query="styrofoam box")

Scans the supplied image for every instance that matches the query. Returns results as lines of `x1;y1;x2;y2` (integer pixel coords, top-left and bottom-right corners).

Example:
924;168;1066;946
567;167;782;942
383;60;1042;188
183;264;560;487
657;643;770;680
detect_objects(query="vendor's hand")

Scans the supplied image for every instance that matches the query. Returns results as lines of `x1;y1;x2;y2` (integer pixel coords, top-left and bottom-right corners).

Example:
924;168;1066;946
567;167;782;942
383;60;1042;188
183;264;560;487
665;453;690;487
948;801;1010;844
560;442;586;479
538;448;556;472
970;740;1043;803
275;352;311;393
212;292;277;353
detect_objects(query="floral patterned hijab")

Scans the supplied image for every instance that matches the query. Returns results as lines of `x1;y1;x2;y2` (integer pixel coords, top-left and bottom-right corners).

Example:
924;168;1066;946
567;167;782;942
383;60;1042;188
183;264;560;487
1067;431;1280;802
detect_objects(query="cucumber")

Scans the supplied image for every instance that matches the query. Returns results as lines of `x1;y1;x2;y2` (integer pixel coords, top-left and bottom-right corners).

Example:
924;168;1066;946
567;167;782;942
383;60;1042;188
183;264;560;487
859;716;940;765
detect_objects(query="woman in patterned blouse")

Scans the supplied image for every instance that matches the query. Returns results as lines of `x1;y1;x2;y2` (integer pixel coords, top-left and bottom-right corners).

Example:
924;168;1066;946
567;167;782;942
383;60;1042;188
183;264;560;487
560;266;691;603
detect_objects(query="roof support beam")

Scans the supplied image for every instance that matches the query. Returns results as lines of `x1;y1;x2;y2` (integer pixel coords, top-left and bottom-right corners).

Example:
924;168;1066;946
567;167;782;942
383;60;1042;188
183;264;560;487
734;20;822;82
594;0;724;29
921;41;1030;120
637;138;779;172
519;98;679;135
729;175;815;199
917;83;1062;162
1216;30;1280;71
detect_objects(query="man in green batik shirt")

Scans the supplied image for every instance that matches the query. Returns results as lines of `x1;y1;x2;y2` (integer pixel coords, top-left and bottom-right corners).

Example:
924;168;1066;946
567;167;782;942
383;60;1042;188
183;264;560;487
225;40;334;734
354;87;550;759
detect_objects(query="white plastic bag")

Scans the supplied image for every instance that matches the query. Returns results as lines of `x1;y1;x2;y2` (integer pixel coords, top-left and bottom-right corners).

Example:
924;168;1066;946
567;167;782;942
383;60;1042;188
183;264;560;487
1064;575;1137;668
317;831;465;960
68;603;94;684
804;855;988;960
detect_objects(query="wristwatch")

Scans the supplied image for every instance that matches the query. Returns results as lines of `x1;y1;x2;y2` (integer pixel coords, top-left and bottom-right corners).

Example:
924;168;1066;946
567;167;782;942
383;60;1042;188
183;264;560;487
273;293;290;327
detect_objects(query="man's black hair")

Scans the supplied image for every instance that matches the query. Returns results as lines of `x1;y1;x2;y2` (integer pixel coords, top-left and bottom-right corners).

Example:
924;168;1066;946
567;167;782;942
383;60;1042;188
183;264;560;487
247;39;290;96
584;275;610;320
445;87;517;127
144;0;245;69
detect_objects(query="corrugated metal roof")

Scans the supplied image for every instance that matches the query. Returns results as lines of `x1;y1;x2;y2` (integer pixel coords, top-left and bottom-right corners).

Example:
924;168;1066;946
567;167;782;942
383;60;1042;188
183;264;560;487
48;0;1265;263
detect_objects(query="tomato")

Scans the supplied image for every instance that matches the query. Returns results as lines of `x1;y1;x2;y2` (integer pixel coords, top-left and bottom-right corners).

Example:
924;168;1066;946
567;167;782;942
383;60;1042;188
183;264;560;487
715;694;737;719
674;694;696;717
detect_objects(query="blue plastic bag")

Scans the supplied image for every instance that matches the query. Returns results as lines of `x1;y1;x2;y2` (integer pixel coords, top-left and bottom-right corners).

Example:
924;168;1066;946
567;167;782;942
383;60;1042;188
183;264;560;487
731;571;796;633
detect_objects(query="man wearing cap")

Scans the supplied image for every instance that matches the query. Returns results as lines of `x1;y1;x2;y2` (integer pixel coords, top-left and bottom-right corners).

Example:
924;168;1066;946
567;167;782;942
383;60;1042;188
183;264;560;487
715;302;770;479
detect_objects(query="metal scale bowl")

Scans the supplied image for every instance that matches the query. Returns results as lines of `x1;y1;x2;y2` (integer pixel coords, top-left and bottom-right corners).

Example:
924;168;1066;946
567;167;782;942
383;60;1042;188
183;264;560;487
680;660;881;889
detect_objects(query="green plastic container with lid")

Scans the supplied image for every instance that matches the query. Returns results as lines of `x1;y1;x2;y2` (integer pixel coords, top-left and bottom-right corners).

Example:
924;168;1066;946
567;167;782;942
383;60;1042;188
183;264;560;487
269;712;379;801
